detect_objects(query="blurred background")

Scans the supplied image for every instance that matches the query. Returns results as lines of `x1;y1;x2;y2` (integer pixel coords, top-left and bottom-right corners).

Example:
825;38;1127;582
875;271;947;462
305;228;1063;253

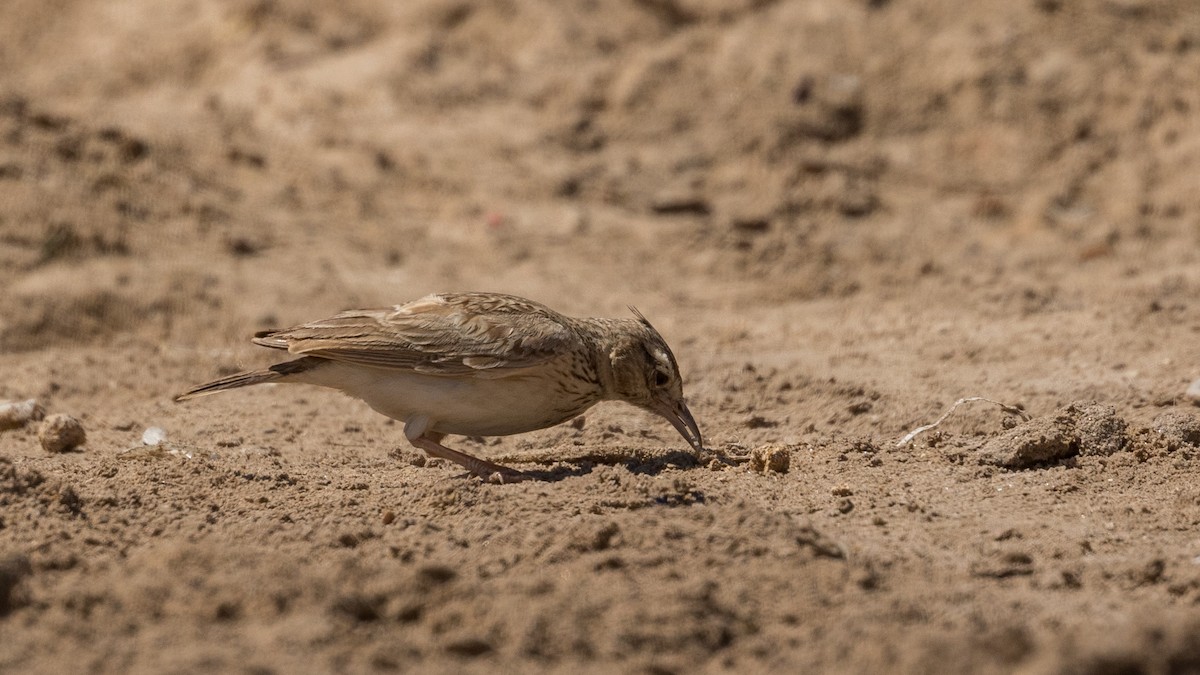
3;0;1197;353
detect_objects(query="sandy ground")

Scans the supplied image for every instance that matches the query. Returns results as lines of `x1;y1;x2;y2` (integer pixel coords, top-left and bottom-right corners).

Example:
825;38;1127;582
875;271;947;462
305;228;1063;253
3;0;1200;672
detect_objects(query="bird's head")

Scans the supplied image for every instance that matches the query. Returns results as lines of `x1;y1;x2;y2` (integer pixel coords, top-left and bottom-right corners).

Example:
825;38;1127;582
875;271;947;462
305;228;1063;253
604;308;703;454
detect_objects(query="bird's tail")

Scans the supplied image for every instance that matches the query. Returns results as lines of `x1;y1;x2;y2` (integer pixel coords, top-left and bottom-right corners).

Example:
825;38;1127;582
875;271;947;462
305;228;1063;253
174;357;324;402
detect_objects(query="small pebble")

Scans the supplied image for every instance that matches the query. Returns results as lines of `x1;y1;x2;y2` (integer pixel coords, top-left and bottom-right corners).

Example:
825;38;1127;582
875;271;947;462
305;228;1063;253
142;427;167;446
38;414;86;453
0;399;45;431
1186;378;1200;405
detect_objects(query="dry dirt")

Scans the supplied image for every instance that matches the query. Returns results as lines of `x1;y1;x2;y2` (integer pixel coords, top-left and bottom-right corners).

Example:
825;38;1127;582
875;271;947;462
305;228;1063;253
3;1;1200;673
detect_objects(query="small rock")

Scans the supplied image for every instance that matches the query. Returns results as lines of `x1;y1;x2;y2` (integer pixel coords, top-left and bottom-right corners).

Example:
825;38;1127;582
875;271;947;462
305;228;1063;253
0;400;45;431
1186;378;1200;405
38;414;86;453
141;427;167;446
750;444;791;474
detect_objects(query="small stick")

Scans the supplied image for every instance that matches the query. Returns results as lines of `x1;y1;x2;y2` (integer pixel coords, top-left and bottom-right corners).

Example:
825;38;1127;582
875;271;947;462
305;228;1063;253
896;397;1029;447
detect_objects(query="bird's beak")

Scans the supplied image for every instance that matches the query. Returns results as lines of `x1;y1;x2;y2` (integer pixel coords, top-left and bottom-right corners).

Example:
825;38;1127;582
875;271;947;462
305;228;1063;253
650;397;704;454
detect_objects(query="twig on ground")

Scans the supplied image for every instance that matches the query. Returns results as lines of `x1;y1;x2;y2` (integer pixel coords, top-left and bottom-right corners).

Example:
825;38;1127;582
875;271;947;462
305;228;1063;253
896;397;1029;447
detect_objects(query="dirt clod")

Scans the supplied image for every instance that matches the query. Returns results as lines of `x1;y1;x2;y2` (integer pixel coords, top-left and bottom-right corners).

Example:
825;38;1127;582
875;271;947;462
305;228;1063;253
37;414;86;453
1152;411;1200;449
979;402;1127;469
1075;404;1128;457
749;444;791;474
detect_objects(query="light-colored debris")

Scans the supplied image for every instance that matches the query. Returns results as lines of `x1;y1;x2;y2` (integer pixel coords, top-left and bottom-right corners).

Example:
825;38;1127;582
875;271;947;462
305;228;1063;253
117;442;193;461
141;426;167;446
897;397;1030;447
1186;378;1200;405
0;399;45;431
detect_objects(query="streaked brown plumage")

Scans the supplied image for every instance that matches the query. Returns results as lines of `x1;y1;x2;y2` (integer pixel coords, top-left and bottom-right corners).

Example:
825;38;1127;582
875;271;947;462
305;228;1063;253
176;292;703;482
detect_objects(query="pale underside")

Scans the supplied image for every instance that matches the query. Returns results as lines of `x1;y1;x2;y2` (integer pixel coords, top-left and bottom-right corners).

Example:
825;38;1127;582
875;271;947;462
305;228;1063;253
293;359;599;437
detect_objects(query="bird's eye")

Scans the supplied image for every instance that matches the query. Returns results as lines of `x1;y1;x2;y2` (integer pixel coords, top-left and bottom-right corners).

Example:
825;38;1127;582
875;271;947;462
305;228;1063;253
653;370;671;388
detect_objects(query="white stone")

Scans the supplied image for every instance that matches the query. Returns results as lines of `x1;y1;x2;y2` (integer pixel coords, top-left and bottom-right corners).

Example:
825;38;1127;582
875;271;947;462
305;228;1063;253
142;426;167;446
0;399;45;430
1187;379;1200;405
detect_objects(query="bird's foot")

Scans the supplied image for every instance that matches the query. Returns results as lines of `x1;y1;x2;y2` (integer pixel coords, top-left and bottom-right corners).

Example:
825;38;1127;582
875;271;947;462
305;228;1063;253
482;468;532;485
409;433;533;484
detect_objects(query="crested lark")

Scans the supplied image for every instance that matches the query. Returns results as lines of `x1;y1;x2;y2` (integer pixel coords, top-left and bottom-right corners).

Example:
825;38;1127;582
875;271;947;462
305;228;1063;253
176;292;703;482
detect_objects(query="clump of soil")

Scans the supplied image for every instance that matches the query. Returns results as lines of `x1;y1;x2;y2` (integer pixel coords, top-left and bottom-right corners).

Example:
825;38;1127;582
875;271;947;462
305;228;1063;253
979;402;1128;469
1152;410;1200;450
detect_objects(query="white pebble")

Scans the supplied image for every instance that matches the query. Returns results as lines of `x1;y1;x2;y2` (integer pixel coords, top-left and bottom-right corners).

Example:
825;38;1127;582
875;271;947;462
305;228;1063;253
142;427;167;446
0;399;46;430
1187;378;1200;405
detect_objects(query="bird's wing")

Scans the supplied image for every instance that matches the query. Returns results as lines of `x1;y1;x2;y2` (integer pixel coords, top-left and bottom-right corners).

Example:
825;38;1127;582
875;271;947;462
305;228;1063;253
252;293;576;377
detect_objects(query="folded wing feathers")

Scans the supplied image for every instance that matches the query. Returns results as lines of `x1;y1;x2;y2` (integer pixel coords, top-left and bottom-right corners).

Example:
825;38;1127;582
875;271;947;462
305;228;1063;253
250;303;571;376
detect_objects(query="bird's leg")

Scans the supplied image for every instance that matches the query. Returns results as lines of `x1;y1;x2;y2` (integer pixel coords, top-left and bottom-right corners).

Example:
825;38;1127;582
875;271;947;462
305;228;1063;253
403;415;528;483
408;431;530;484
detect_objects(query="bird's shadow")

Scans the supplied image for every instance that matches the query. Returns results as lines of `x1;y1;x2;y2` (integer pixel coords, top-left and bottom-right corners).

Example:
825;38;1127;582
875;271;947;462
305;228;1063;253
471;449;729;484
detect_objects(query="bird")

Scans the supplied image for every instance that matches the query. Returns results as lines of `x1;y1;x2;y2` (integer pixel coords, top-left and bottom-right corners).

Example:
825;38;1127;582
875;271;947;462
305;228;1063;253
175;292;703;483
